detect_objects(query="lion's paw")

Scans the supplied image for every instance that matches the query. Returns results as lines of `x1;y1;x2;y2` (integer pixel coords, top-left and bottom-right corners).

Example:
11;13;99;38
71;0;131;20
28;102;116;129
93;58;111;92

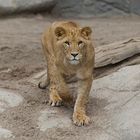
49;93;63;107
38;81;47;89
38;79;49;89
73;111;90;126
38;76;49;89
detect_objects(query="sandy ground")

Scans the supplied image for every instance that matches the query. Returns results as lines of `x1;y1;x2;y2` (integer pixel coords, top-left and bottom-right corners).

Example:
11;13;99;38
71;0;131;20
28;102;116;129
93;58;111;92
0;15;140;140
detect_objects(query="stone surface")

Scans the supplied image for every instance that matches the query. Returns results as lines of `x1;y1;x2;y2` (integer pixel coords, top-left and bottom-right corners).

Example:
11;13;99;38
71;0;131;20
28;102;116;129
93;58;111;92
90;64;140;140
0;17;140;140
93;64;140;91
110;94;140;140
38;108;71;131
0;0;140;17
0;126;14;139
0;0;55;15
37;65;140;139
0;88;23;113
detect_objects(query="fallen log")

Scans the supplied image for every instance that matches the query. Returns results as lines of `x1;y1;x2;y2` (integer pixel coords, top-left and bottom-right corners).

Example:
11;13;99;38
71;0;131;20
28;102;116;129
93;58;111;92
30;37;140;85
95;37;140;67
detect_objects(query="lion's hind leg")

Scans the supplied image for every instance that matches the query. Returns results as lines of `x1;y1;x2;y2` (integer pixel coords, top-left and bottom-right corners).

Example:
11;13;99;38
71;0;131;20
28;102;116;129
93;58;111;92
38;73;50;89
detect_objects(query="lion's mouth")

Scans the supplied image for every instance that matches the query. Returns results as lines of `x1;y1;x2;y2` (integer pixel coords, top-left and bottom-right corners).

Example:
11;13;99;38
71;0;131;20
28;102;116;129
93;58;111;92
69;59;80;65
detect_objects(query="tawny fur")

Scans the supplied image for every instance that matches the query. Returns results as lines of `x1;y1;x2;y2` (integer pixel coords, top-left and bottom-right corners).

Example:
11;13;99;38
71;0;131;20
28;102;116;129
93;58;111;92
39;21;95;126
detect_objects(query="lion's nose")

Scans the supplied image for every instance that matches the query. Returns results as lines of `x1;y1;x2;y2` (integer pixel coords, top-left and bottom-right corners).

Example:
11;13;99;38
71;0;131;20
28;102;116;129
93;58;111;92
71;53;78;57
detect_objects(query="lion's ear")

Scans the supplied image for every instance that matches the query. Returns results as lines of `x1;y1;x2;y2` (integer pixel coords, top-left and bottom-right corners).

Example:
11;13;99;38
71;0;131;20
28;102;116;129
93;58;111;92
80;27;92;39
55;27;66;39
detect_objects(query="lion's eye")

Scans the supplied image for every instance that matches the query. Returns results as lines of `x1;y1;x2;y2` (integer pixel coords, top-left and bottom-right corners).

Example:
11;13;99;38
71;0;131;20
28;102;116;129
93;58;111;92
64;41;70;45
64;41;70;48
78;41;83;45
78;41;84;47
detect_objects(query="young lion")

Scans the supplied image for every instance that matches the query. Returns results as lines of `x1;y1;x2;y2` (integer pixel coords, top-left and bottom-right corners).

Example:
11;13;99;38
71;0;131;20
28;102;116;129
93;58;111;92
39;21;95;126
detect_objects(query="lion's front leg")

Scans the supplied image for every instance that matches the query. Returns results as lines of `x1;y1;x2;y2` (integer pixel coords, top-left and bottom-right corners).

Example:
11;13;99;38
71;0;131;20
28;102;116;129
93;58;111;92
45;57;63;107
73;77;93;126
47;58;73;107
49;79;73;106
49;84;63;106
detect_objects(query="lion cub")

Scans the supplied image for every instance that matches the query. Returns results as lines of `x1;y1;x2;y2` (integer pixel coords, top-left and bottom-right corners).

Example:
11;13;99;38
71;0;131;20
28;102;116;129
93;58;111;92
39;21;95;126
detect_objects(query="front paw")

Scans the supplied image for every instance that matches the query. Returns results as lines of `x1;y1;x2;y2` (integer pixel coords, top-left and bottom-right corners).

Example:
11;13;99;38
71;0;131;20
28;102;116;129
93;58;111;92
73;111;90;126
49;93;63;107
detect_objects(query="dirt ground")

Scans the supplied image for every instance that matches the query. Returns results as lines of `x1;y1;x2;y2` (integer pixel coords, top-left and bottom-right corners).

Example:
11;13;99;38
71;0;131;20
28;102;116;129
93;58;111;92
0;15;140;140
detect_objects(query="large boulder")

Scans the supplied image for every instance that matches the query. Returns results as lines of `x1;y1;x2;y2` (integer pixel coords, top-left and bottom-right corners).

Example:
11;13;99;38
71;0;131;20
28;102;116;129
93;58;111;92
0;0;55;15
52;0;130;17
52;0;140;17
90;64;140;140
0;0;140;18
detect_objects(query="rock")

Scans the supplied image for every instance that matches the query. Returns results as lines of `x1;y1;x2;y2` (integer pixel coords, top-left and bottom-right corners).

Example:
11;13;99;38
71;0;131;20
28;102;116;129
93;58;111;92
0;0;140;17
131;0;140;15
52;0;140;17
51;0;128;17
0;0;55;15
0;126;14;138
90;64;140;139
0;88;23;113
38;108;71;131
93;64;140;91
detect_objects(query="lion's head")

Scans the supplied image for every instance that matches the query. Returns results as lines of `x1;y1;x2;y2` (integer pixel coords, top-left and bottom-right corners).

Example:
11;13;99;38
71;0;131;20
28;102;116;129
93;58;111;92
54;22;92;66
